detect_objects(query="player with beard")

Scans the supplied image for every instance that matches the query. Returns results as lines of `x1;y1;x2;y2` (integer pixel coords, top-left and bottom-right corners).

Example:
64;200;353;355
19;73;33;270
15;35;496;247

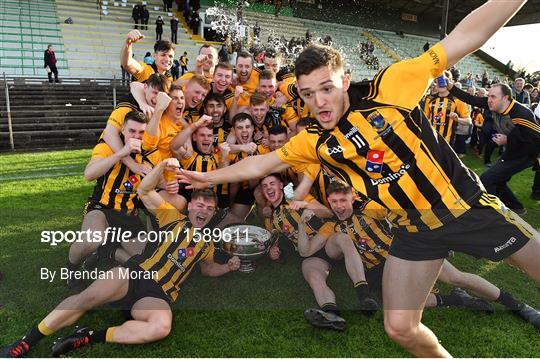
101;73;169;177
201;93;231;147
260;173;378;331
0;160;240;358
171;115;230;208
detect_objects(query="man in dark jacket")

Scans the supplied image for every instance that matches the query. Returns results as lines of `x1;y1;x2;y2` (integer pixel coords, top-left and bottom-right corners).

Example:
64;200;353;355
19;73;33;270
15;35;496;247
170;17;179;44
44;44;59;83
140;5;149;31
449;80;540;214
132;2;141;29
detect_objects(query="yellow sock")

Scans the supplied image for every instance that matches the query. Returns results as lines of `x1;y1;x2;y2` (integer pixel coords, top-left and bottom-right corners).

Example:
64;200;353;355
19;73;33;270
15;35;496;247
37;321;55;336
105;327;116;343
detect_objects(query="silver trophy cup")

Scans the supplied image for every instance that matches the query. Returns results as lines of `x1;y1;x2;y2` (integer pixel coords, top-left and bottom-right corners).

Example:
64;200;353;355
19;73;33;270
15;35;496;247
219;224;275;273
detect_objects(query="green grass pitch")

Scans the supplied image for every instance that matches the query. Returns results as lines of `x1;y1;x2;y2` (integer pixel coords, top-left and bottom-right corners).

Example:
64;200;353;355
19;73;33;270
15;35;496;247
0;149;539;357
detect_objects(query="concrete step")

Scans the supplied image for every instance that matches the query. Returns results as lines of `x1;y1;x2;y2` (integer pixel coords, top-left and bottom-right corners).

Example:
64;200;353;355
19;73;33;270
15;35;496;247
0;122;106;131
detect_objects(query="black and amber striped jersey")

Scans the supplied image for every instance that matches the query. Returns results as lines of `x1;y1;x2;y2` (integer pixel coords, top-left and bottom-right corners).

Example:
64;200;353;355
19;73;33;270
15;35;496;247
211;122;231;147
142;113;184;160
281;98;313;129
181;146;228;197
135;202;215;302
449;86;540;161
184;105;202;125
423;94;469;144
101;94;141;137
90;142;161;214
264;201;334;247
133;62;173;84
277;44;485;232
331;215;392;269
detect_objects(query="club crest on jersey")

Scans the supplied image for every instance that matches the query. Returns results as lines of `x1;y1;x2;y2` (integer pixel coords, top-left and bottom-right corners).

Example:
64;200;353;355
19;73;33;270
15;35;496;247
365;150;384;173
368;111;388;132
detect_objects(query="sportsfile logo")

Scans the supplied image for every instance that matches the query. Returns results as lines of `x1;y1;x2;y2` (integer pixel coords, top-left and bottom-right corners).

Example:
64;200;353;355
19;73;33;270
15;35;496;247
370;164;411;186
494;237;517;253
326;146;345;155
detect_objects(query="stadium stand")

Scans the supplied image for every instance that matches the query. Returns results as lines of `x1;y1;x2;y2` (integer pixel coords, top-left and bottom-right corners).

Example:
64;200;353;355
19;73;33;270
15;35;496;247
0;78;128;151
0;0;68;76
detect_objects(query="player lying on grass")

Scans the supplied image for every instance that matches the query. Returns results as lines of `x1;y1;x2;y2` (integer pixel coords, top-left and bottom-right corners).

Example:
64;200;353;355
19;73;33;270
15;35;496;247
1;159;240;358
300;181;540;330
177;1;539;355
260;173;379;332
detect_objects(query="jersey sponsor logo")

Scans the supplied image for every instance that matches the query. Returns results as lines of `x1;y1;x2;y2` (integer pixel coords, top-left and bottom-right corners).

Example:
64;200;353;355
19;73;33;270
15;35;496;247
179;248;195;258
326;146;345;155
167;253;186;272
365;150;384;173
122;180;134;191
370;164;411;186
128;175;139;185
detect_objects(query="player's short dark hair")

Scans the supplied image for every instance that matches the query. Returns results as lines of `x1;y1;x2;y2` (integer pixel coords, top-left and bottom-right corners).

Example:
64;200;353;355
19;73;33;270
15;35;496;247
232;112;254;127
295;44;343;78
237;51;254;63
296;117;313;129
125;110;148;124
268;125;287;137
326;180;352;197
524;83;534;91
215;62;234;73
203;92;226;107
199;44;214;53
169;82;183;93
154;40;175;53
187;74;212;92
146;73;169;92
491;83;513;100
250;92;267;106
261;172;284;184
191;189;218;206
260;69;276;81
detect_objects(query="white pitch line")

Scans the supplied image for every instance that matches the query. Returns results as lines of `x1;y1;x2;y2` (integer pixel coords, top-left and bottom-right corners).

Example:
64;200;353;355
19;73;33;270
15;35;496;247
0;171;83;181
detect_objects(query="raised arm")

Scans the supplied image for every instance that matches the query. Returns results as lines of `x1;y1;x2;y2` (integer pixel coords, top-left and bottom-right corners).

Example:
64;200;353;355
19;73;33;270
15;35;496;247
137;158;183;214
448;81;489;110
121;30;144;75
84;142;133;181
439;0;526;69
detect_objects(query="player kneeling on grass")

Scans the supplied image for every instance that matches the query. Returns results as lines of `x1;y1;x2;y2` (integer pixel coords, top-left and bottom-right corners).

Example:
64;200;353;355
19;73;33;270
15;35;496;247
310;181;540;329
1;159;240;358
261;174;378;332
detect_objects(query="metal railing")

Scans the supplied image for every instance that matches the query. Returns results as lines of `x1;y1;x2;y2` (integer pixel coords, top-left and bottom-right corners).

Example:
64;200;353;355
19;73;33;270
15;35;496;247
2;72;15;150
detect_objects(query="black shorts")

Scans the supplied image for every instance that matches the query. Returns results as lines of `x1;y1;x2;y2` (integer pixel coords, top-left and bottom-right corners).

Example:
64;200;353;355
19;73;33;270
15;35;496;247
304;248;339;268
110;261;170;310
84;200;145;235
390;193;535;262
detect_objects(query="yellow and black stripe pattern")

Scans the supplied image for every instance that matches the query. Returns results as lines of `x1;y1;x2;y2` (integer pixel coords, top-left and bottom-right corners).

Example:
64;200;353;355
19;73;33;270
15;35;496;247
137;205;214;302
423;95;469;145
335;215;392;269
90;143;160;214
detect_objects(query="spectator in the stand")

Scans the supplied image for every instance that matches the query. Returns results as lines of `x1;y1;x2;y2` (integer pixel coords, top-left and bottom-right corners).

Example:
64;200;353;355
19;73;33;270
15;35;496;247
170;17;179;44
423;41;430;52
464;72;474;87
189;11;201;35
155;16;165;41
180;52;189;75
143;51;154;65
253;21;261;40
513;78;531;107
305;29;312;44
140;5;149;31
171;59;180;80
132;1;142;29
450;66;460;83
44;44;59;83
491;75;500;85
274;0;282;17
218;44;229;63
482;70;489;88
530;87;539;104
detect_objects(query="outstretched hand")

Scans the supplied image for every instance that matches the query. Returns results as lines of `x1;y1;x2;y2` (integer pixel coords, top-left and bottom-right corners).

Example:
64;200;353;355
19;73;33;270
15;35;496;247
177;169;211;190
